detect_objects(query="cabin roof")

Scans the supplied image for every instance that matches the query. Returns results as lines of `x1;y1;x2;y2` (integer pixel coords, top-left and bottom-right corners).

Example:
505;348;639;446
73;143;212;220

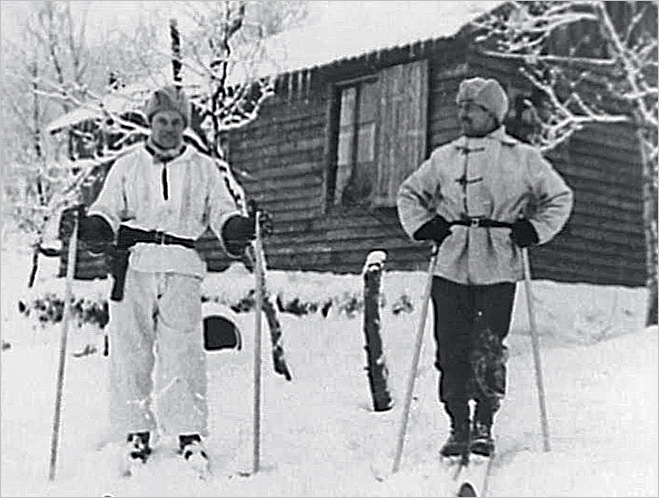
260;1;503;75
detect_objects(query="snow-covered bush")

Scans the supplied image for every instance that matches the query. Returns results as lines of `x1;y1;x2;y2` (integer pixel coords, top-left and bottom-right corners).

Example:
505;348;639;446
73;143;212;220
18;293;109;329
18;286;416;329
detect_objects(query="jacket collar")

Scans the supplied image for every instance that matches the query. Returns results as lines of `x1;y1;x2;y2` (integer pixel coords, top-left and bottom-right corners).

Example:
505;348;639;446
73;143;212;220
454;126;517;149
145;137;187;164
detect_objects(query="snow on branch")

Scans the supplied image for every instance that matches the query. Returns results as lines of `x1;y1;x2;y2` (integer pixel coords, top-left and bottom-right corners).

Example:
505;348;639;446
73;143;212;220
472;1;657;153
594;2;658;131
472;1;599;56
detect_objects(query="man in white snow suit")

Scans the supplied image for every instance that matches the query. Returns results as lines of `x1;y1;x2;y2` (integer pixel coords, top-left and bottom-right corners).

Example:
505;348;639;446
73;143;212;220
397;76;573;458
77;85;260;471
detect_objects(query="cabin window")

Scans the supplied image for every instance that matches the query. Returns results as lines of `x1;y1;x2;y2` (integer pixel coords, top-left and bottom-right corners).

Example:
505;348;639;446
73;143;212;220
333;79;379;207
328;59;428;209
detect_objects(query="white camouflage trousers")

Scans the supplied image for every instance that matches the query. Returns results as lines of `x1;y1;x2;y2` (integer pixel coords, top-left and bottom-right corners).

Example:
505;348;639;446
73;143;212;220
108;268;208;439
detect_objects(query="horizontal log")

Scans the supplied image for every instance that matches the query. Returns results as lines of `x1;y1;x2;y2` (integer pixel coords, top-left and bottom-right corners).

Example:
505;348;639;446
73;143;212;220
572;191;642;215
570;138;643;165
247;175;323;196
576;123;640;144
249;190;322;208
230;113;327;139
230;150;325;173
562;166;643;193
271;215;401;236
264;227;409;248
238;161;323;181
255;196;324;213
231;130;326;153
231;134;326;157
566;215;644;238
532;250;645;278
264;208;319;223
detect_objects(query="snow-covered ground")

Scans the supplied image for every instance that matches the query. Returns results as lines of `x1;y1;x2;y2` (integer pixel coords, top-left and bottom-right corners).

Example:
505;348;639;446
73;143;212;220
1;246;657;497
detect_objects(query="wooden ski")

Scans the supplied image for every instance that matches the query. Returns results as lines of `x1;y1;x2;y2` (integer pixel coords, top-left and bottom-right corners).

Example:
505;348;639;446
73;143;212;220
454;455;495;497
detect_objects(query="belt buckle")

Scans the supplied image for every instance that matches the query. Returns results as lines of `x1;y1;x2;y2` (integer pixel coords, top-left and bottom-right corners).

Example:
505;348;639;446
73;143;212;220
470;217;482;228
154;230;166;245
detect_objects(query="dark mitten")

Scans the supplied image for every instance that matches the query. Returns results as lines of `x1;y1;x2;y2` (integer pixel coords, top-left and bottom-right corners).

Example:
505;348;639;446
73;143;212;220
222;202;275;257
222;215;255;257
78;214;114;253
223;215;255;242
413;215;452;245
510;219;539;248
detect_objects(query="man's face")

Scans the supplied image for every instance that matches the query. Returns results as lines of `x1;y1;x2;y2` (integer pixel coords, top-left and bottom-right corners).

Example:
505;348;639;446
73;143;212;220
457;100;496;137
151;110;185;149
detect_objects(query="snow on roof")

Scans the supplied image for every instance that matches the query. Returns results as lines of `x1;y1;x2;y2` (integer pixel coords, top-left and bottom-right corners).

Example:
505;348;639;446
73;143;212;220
46;93;142;134
260;1;504;74
47;1;503;133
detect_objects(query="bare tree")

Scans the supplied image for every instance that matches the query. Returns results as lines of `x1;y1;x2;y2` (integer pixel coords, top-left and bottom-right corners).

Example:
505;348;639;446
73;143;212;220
2;0;309;287
177;0;308;156
1;1;97;286
472;1;658;326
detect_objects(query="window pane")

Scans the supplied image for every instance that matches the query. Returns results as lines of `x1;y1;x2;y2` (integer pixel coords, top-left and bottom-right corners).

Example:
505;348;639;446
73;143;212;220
357;122;375;163
337;126;354;166
339;87;356;127
358;81;378;124
334;160;352;205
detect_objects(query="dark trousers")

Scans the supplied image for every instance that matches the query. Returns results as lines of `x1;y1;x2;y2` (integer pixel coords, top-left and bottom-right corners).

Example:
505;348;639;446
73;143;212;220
430;276;516;422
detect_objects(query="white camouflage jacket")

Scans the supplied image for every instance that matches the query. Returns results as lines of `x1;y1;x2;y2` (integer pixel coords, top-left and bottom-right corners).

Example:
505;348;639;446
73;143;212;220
88;144;243;277
397;127;573;285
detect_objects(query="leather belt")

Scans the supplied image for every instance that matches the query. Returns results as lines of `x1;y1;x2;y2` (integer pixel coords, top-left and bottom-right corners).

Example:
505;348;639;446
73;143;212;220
118;226;196;249
450;217;513;229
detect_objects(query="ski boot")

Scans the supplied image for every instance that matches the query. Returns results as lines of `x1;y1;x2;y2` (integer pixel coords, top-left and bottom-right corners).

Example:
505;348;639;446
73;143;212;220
470;420;495;457
440;421;470;458
121;431;152;476
179;433;211;479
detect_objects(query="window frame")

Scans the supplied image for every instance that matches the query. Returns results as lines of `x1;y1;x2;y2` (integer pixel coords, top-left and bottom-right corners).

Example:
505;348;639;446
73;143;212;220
323;74;379;213
322;58;429;213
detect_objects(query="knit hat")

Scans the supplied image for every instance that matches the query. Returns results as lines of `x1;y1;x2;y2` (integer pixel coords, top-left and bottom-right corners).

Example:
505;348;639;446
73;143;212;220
456;77;509;125
144;85;190;127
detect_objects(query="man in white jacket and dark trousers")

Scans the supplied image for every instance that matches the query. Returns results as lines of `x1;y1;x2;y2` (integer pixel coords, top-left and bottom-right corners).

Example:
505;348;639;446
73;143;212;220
77;85;261;475
397;77;573;458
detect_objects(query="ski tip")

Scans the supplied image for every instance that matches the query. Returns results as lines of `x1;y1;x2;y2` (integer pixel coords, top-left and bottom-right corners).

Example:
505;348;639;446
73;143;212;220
457;482;478;497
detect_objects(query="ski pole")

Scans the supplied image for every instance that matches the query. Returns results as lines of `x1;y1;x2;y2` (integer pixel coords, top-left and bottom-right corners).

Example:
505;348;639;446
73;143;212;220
49;211;79;480
392;244;439;474
252;212;264;474
521;247;551;452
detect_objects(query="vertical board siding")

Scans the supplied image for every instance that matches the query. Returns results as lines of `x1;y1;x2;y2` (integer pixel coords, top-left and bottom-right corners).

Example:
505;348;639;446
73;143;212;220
372;59;428;206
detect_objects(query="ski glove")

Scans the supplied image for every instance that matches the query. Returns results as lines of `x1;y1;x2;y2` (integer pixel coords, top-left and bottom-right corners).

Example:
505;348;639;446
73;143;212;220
413;215;453;246
510;219;539;248
222;211;274;242
78;213;114;254
221;206;274;257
